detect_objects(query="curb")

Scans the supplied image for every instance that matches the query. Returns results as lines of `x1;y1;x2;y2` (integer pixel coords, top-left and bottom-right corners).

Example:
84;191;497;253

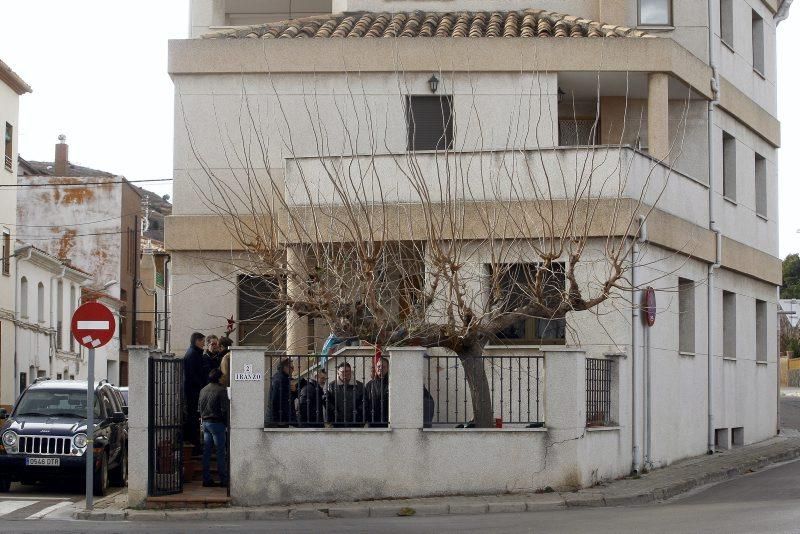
72;443;800;522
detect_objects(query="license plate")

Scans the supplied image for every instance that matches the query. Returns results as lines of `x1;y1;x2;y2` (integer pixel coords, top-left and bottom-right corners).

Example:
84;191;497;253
26;457;60;467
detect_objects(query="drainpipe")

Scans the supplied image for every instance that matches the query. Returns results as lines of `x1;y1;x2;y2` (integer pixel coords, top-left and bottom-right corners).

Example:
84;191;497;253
13;246;34;400
50;265;67;374
638;219;653;468
163;256;170;352
631;215;646;474
707;0;722;455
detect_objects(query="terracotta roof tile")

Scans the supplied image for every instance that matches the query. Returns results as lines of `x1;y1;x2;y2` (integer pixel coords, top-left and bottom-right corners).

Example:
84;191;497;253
204;10;652;40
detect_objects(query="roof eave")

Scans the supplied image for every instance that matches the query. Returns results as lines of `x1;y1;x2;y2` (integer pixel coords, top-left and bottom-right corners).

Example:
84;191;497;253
0;59;32;95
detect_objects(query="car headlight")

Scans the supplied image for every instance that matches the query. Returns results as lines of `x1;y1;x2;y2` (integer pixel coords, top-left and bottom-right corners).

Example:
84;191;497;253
1;430;17;447
73;433;87;448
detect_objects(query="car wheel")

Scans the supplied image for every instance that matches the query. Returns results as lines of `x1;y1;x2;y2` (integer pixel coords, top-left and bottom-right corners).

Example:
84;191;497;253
93;451;109;497
109;447;127;487
0;478;10;492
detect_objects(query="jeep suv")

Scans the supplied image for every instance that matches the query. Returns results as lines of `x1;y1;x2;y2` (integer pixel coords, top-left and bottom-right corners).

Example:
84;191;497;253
0;379;128;496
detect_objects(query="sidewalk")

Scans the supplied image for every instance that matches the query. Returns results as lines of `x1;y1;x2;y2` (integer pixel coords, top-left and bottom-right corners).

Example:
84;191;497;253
75;434;800;521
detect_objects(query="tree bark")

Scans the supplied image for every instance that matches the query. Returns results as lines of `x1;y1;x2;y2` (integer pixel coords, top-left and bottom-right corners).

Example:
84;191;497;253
457;342;494;428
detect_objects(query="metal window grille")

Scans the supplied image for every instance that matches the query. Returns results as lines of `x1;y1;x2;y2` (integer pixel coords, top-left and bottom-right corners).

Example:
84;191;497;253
266;353;389;428
558;119;598;146
586;358;613;427
424;354;544;428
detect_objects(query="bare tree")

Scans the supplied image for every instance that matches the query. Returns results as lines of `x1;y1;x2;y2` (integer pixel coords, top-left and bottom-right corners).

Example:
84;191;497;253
181;67;691;427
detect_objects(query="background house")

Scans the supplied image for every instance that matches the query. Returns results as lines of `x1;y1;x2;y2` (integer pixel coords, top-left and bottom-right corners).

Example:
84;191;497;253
0;58;30;411
17;138;141;386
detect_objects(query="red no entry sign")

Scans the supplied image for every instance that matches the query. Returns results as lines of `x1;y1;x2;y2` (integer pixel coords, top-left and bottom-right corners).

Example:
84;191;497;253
71;301;116;349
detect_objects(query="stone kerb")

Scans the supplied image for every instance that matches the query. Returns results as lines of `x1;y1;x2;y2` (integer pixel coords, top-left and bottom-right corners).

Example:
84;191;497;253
127;346;164;508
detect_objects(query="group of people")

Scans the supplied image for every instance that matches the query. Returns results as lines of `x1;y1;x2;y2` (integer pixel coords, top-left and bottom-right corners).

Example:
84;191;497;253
268;357;435;428
184;332;233;488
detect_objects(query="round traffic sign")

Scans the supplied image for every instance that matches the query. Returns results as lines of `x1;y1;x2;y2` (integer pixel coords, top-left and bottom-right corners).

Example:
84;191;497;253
71;302;116;349
642;287;656;327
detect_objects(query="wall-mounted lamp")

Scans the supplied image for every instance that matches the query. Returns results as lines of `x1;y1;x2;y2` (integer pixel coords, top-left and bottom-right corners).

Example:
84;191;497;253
557;87;565;103
428;74;440;94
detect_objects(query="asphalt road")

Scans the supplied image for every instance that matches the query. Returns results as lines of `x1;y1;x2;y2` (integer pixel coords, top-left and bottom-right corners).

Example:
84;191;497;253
780;392;800;430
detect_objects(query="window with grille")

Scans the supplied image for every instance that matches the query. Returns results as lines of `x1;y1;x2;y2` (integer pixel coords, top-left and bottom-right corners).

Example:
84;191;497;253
678;278;695;354
752;10;765;75
4;123;12;171
755;153;767;217
237;275;286;349
2;231;9;276
558;119;599;146
586;358;614;426
489;263;566;345
406;95;454;151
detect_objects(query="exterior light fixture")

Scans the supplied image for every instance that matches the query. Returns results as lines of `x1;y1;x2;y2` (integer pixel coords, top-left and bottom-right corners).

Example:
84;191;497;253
428;74;440;94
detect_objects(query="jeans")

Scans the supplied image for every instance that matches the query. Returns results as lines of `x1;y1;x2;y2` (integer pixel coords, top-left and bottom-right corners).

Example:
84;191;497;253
202;421;228;485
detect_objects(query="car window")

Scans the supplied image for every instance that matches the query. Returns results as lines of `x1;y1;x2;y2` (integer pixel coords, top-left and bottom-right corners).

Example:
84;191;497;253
14;389;100;419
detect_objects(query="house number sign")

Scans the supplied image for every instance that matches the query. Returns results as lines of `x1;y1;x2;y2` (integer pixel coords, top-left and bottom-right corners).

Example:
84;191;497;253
234;363;263;381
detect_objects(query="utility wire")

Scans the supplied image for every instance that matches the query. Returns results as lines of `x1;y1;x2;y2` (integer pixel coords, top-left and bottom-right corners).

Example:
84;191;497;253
0;178;173;188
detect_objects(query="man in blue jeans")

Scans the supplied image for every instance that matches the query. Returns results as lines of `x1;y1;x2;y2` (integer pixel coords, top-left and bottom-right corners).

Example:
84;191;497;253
197;368;229;487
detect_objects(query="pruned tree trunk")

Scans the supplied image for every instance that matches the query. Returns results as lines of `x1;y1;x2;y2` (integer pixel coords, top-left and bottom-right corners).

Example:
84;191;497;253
457;342;494;428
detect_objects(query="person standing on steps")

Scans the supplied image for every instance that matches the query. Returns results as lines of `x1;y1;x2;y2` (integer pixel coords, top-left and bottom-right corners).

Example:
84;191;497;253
183;332;206;454
197;368;229;487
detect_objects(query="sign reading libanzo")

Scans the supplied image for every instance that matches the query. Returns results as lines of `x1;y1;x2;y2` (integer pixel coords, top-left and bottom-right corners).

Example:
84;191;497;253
234;364;263;382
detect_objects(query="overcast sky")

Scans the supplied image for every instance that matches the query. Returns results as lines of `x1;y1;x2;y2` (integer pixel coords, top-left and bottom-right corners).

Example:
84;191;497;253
0;2;799;256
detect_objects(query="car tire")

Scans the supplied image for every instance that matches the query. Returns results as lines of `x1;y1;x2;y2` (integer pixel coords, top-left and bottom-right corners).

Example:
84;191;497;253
0;478;10;492
109;446;127;487
93;451;109;497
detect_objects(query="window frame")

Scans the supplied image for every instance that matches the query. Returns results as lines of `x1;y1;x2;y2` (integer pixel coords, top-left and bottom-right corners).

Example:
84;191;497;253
722;131;737;202
4;122;12;171
1;231;9;276
755;299;768;362
752;9;765;76
755;152;767;218
722;291;736;359
20;276;28;319
637;0;673;27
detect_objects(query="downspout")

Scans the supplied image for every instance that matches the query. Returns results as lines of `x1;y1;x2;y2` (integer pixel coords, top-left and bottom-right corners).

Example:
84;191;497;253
50;265;67;374
164;256;170;352
631;215;646;474
707;0;722;455
639;220;653;468
13;246;33;400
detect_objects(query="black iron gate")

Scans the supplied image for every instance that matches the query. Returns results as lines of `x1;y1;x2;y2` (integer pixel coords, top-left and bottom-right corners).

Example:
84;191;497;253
148;356;184;496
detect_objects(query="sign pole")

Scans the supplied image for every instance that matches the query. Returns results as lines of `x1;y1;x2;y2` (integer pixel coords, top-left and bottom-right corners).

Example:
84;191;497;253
85;347;94;511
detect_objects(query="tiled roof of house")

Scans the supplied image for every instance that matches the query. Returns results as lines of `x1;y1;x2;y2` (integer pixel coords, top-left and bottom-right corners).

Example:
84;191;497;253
204;10;652;40
18;157;116;178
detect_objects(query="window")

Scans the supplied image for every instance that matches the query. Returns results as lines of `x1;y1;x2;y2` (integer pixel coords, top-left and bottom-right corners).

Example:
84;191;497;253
56;280;63;350
752;10;765;75
678;278;695;354
37;282;44;323
19;372;27;394
723;291;736;359
755;153;767;217
4;122;12;171
586;358;616;426
723;132;736;201
638;0;672;26
720;0;734;48
489;263;566;345
69;285;76;352
237;275;286;349
558;118;599;147
406;95;454;151
756;299;767;362
20;277;28;318
2;231;9;276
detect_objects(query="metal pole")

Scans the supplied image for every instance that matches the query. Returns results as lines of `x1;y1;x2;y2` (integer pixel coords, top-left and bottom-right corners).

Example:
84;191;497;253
85;347;95;511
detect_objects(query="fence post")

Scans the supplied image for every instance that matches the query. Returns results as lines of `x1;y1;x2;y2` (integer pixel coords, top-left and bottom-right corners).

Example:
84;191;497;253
228;347;268;501
127;346;157;508
543;349;587;438
387;347;426;429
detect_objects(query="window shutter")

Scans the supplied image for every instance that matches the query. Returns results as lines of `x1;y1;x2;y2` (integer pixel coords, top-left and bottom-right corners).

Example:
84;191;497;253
406;96;454;151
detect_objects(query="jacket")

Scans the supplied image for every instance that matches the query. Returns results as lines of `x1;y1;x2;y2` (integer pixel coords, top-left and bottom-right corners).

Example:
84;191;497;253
325;379;366;426
267;369;296;425
183;345;207;408
364;375;389;426
298;381;326;426
198;382;229;423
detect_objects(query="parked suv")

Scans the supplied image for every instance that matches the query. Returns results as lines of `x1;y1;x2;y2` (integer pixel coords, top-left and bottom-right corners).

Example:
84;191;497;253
0;379;128;495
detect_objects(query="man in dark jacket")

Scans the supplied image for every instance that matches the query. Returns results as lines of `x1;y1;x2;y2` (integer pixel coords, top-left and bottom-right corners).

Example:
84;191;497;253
202;335;222;377
364;357;389;427
298;369;327;427
326;362;366;427
183;332;206;453
267;358;297;426
197;368;229;487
